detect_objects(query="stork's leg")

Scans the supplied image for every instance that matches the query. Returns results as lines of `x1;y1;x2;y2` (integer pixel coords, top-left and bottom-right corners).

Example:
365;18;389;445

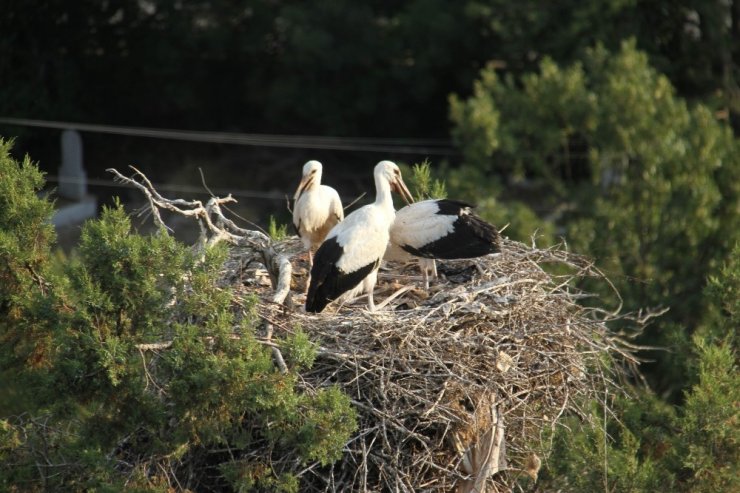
368;290;376;311
304;250;314;294
418;258;437;290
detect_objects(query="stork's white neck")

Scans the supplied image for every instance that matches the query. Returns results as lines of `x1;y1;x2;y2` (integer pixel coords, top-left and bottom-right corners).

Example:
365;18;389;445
310;169;323;189
373;173;394;212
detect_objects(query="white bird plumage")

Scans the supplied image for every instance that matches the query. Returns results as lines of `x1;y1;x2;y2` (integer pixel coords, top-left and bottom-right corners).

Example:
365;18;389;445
293;160;344;271
385;199;501;288
306;161;412;313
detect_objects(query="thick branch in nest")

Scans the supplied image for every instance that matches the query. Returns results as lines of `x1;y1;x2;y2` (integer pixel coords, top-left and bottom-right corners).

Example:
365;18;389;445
456;403;506;493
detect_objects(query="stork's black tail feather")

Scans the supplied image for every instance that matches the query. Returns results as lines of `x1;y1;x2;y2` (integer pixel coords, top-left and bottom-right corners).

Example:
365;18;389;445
462;212;501;253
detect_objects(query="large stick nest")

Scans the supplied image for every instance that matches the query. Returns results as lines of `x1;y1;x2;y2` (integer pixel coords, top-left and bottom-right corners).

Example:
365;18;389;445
229;236;636;492
110;167;638;492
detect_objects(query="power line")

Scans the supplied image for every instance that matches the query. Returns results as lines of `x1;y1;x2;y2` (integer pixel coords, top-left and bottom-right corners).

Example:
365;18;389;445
0;117;457;155
44;175;573;214
45;175;290;201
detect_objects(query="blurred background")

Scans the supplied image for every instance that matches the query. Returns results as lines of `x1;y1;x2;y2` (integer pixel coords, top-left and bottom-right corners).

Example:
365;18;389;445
1;1;738;490
2;2;736;230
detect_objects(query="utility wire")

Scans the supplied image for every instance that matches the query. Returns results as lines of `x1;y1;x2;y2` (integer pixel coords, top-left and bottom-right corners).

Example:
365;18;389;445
0;117;597;157
44;175;568;213
45;175;288;201
0;117;457;155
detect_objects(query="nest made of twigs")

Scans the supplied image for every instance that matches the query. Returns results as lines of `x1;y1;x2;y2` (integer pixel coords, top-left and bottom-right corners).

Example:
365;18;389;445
224;237;636;492
107;167;636;492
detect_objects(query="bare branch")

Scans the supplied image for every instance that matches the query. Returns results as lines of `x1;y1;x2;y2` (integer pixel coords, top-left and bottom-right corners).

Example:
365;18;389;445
266;322;288;373
107;166;294;305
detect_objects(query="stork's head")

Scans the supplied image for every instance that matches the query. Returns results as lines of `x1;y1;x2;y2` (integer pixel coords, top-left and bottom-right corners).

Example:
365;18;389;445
294;160;323;200
375;160;413;205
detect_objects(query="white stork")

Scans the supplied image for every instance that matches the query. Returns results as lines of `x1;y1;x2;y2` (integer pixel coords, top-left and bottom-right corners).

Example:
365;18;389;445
306;161;413;313
386;199;501;287
293;160;344;270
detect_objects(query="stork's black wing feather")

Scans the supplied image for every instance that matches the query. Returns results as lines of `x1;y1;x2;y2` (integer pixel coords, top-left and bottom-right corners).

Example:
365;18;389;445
433;199;476;215
401;202;501;259
306;237;379;313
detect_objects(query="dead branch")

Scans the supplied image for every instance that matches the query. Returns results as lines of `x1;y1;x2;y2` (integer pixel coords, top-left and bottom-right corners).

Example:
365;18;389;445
108;166;292;305
265;322;288;373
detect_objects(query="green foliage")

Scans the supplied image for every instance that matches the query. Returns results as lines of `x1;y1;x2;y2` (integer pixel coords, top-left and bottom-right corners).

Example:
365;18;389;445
0;419;21;462
676;250;740;491
0;139;60;417
268;215;289;241
73;200;193;337
541;393;677;493
282;327;318;372
0;160;357;491
221;461;299;493
566;45;737;390
451;39;740;395
449;72;502;169
408;159;447;200
451;56;597;187
677;337;739;492
541;257;739;492
702;243;740;346
0;138;56;366
295;385;357;466
542;336;739;493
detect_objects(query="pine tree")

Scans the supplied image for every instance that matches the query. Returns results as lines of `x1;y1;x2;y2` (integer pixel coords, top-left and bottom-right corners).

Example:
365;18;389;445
450;39;739;491
450;39;740;396
0;141;356;491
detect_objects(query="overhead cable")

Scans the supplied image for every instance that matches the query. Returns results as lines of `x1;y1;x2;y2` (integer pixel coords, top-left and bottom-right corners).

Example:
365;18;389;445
0;117;457;155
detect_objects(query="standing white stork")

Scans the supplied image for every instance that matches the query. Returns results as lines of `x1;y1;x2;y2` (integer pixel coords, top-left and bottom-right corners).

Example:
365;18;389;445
306;161;413;313
293;160;344;271
386;199;501;287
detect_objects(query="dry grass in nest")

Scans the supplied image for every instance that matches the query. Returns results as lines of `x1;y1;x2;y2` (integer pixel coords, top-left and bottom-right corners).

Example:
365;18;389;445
229;236;637;492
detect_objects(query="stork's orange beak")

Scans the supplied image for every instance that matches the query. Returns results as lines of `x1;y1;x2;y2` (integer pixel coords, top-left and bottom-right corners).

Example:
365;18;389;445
392;176;414;205
294;174;313;200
